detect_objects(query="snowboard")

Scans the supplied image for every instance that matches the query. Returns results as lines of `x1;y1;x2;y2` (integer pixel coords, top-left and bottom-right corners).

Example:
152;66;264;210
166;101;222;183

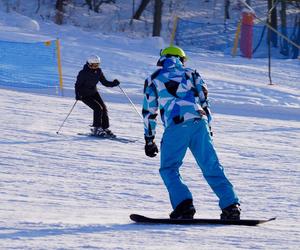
130;214;276;226
77;133;137;143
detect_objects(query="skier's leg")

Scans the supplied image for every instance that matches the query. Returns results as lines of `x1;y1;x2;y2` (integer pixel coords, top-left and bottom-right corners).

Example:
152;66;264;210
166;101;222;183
94;92;109;129
160;123;192;209
189;119;239;209
82;96;102;127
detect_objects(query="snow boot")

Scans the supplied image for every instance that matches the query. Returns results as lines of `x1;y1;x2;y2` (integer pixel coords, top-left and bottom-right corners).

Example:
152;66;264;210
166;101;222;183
104;128;116;138
220;203;241;220
91;127;106;137
170;199;196;219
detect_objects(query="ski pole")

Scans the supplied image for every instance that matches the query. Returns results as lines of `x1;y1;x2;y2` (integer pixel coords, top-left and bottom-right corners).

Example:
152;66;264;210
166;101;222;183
118;85;143;122
56;100;78;134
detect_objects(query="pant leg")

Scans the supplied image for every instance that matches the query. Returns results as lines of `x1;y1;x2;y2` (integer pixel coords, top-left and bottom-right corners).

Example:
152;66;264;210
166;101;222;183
93;92;109;129
82;93;103;127
160;124;193;209
189;119;239;209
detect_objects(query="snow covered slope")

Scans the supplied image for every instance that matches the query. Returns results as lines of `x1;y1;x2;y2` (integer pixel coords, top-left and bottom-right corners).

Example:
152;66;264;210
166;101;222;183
1;86;299;249
0;5;300;250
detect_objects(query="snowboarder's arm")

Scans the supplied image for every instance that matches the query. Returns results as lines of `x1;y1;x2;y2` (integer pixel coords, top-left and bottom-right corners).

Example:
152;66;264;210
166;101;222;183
192;71;213;130
192;71;207;101
142;77;158;139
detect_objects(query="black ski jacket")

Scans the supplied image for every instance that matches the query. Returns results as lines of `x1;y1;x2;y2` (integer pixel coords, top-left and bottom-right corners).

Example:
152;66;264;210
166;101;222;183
75;63;118;97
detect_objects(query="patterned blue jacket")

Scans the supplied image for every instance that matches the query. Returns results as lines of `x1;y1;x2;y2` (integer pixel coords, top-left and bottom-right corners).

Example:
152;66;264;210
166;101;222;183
142;56;211;138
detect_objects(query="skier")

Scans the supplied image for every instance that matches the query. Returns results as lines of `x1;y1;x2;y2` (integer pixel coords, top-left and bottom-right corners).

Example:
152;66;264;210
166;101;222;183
142;46;241;220
75;55;120;137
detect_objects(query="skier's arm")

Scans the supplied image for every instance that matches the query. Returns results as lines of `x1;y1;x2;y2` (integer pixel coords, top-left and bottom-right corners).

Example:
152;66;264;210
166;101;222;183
75;71;84;89
74;71;84;100
142;77;158;139
99;70;120;87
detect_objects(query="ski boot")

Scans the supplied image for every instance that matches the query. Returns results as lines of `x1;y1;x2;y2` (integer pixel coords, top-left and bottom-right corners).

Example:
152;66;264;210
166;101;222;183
103;128;116;138
220;203;241;220
91;127;106;137
170;199;196;219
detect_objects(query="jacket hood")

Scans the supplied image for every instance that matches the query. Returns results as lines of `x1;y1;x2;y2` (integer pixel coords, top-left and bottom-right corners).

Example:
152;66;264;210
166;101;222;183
83;63;90;70
83;63;92;70
157;56;184;70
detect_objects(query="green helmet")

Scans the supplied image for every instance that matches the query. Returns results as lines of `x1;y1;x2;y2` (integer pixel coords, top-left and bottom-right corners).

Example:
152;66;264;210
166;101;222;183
160;46;187;60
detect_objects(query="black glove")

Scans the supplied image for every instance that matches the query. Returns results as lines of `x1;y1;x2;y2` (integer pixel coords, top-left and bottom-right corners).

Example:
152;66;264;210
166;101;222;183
75;91;81;100
113;79;120;86
144;136;158;157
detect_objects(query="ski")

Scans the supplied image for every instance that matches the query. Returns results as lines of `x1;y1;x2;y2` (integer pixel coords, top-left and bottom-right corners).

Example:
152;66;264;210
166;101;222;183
130;214;276;226
77;133;138;143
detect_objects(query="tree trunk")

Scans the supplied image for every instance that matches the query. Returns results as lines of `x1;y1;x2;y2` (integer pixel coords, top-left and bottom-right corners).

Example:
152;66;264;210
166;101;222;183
133;0;151;20
85;0;116;13
224;0;230;20
36;0;41;13
4;0;9;12
280;0;289;55
280;0;287;32
268;0;278;47
85;0;93;10
153;0;162;36
55;0;64;25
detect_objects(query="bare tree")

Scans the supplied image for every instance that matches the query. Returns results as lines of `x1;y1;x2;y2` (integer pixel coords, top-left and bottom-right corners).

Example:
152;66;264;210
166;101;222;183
132;0;151;20
84;0;116;13
153;0;162;36
36;0;41;13
3;0;10;12
55;0;65;25
224;0;230;20
280;0;289;55
268;0;278;47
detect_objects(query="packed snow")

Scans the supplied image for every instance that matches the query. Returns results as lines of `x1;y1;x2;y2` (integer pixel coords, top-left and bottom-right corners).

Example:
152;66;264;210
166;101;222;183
0;2;300;250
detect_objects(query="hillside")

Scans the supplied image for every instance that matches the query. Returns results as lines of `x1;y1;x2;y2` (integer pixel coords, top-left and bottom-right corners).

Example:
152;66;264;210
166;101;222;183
0;0;275;38
0;1;300;250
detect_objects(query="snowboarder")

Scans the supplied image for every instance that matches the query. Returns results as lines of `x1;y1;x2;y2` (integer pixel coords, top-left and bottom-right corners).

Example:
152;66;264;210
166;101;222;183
142;46;241;220
75;55;120;137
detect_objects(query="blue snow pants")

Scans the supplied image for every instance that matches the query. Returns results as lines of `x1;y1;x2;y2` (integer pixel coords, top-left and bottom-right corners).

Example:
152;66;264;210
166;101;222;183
160;118;240;210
